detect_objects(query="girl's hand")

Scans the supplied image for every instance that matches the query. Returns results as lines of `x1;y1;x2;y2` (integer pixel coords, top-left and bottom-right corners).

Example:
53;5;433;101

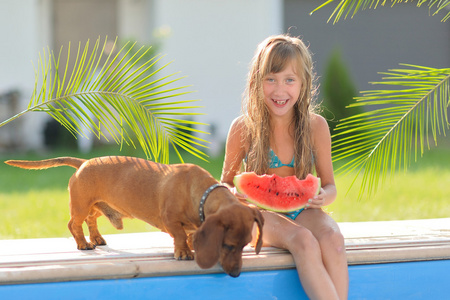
222;183;248;200
305;188;326;209
230;186;248;200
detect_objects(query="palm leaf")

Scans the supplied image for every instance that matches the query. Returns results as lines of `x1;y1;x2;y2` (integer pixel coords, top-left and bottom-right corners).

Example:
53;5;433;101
311;0;450;23
0;37;210;163
332;64;450;199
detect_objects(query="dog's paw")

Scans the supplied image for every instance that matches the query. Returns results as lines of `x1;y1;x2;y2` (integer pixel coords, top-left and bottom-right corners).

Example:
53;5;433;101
90;235;107;246
174;249;195;260
77;242;96;250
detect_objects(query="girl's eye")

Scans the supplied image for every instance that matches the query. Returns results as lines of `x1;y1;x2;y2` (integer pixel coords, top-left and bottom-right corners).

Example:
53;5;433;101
286;78;295;83
266;78;275;83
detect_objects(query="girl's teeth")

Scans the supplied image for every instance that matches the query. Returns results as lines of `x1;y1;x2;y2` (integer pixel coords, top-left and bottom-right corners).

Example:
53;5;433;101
275;100;287;105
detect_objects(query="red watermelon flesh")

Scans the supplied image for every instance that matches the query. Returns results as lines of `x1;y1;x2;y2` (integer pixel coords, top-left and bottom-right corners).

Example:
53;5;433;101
233;172;321;213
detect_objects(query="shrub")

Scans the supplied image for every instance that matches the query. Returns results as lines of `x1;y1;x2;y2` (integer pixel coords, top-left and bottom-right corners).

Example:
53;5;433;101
320;47;362;133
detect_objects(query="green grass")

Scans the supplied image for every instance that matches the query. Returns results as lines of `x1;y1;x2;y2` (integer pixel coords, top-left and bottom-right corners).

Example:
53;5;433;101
329;142;450;222
330;165;450;222
0;143;449;239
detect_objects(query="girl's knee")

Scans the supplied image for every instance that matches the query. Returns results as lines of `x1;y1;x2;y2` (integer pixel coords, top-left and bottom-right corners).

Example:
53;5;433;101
320;229;346;255
291;228;321;254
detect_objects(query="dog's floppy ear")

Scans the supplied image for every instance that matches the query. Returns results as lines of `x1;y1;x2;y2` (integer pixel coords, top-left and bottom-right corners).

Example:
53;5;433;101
193;214;224;269
252;207;264;254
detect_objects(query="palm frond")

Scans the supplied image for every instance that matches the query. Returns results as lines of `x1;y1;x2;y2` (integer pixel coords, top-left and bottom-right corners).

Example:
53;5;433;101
332;64;450;199
0;37;210;163
311;0;450;23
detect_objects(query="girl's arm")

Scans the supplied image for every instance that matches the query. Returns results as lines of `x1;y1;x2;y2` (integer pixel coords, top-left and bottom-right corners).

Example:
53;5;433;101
220;116;247;188
307;114;337;209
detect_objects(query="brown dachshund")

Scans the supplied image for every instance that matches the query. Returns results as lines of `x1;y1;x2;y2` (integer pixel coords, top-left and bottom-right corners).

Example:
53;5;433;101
5;156;264;277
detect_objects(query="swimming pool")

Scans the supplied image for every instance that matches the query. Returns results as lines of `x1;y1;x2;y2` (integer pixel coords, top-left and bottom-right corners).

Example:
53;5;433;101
1;219;449;299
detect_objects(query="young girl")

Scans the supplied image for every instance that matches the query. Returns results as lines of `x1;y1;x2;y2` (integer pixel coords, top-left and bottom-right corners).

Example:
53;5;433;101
221;34;349;300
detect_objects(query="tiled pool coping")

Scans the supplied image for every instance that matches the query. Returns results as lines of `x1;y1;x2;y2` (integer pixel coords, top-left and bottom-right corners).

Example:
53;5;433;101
1;218;449;285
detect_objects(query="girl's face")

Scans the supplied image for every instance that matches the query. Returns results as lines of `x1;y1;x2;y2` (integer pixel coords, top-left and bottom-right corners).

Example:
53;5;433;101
262;61;302;119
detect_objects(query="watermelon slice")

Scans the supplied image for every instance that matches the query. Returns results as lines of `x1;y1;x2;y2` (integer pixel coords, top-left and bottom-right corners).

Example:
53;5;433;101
233;172;321;212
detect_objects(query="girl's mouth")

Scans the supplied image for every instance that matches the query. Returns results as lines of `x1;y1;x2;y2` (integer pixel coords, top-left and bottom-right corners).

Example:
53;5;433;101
272;99;288;106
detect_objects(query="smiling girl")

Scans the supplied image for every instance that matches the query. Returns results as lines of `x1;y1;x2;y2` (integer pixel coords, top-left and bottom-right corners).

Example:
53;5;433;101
221;35;349;299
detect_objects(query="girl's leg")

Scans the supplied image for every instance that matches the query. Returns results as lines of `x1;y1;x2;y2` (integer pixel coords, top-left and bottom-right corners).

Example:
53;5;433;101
260;211;340;300
297;209;349;300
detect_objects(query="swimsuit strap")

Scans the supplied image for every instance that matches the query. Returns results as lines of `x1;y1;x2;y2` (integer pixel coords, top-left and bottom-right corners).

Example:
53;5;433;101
268;148;295;168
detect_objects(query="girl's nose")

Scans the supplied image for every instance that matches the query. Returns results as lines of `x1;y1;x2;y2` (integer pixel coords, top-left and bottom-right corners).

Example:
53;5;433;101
273;82;286;93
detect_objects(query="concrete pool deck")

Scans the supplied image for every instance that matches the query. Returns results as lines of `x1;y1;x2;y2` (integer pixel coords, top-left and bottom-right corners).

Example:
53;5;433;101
1;218;449;285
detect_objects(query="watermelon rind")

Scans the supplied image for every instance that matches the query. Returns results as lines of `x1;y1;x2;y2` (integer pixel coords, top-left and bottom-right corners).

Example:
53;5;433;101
233;172;321;213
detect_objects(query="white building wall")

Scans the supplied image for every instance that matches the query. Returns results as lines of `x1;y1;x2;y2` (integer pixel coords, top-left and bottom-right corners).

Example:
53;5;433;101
0;0;283;153
0;0;52;150
152;0;283;155
118;0;155;41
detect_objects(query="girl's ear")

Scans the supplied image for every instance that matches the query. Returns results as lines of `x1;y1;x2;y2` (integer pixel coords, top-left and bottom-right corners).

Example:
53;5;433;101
193;215;225;269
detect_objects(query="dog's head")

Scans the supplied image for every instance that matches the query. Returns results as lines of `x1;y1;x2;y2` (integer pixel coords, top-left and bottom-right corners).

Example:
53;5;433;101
193;204;264;277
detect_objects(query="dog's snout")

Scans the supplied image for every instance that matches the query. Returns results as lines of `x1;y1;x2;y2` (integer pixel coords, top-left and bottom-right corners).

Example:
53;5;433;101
228;269;241;278
223;262;242;278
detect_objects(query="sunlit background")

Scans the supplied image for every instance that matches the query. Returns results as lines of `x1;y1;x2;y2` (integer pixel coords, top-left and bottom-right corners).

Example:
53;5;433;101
1;0;448;155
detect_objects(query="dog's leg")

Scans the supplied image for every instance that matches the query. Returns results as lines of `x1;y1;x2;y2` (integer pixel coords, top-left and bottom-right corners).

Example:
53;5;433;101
86;208;107;246
68;189;96;250
164;221;194;260
68;216;96;250
186;232;194;251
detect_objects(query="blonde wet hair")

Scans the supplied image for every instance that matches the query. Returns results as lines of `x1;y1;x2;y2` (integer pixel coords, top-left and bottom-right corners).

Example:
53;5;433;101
242;34;317;179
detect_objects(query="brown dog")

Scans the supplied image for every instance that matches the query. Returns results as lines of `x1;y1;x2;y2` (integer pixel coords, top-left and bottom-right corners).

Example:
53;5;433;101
5;156;264;277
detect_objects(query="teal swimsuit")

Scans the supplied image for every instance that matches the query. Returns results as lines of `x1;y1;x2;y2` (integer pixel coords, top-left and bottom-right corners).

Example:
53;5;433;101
268;149;304;220
269;148;295;168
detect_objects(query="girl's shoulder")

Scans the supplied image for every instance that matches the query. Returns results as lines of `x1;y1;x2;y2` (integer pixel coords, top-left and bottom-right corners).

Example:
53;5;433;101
310;113;329;132
230;115;247;133
310;113;331;143
228;115;250;149
226;115;250;156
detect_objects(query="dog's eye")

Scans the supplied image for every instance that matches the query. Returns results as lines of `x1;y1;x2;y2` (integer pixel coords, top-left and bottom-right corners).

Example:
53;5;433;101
223;244;235;251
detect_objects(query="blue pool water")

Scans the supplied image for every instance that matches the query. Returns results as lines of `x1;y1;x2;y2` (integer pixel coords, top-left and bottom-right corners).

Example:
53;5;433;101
1;260;448;299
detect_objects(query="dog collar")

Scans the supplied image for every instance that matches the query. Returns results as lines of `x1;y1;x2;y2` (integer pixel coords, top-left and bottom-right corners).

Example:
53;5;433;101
199;183;227;223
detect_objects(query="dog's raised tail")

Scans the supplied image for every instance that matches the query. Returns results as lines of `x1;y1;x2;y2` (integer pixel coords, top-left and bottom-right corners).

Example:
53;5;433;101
5;157;86;170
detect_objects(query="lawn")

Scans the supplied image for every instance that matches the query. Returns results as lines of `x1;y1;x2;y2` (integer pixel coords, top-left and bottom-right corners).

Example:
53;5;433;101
0;142;449;239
